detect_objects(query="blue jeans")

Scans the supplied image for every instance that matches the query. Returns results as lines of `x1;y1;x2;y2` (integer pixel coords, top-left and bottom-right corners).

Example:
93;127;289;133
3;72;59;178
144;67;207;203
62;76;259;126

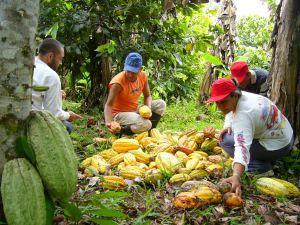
220;132;293;173
62;121;74;134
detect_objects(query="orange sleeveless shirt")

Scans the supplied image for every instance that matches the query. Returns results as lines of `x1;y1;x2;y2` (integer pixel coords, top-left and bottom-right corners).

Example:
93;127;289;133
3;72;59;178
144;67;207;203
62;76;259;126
109;71;148;115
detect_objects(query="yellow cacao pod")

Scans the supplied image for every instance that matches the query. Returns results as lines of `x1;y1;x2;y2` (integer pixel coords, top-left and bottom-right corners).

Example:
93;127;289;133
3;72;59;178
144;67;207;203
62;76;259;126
99;149;118;161
191;132;205;145
108;153;125;167
112;138;140;153
150;128;163;140
189;169;208;180
119;166;145;179
135;131;149;142
255;177;299;197
139;105;152;119
129;149;151;164
169;173;191;184
206;164;223;175
272;178;300;197
178;135;188;146
135;162;149;171
101;176;126;190
148;161;157;169
155;152;182;175
123;153;137;166
84;166;99;177
117;162;126;171
175;151;189;165
80;157;92;168
189;152;205;160
212;146;223;154
151;143;174;156
144;169;164;184
186;140;198;151
178;168;192;174
193;151;208;158
91;155;110;174
186;158;200;171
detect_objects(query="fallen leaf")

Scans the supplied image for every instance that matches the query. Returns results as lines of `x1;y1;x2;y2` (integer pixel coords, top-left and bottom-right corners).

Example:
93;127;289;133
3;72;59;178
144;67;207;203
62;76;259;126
258;205;268;214
287;202;300;213
213;205;225;219
88;177;99;187
173;213;185;225
263;213;281;224
285;215;298;224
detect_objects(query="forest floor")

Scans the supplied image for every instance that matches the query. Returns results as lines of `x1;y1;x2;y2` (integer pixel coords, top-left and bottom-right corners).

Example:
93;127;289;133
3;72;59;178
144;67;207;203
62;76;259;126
55;100;300;225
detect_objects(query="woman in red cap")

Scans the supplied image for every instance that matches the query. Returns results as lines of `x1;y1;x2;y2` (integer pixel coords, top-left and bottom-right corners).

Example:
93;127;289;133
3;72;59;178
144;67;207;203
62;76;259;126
207;78;294;196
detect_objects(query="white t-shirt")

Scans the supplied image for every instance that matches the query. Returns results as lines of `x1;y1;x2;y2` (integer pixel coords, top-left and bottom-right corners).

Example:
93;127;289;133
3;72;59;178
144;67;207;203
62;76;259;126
224;91;293;170
32;57;70;121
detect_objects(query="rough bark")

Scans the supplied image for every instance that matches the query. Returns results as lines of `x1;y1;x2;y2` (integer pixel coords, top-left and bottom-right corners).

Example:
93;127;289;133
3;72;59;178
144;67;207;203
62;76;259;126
268;0;300;145
198;0;236;103
0;0;39;174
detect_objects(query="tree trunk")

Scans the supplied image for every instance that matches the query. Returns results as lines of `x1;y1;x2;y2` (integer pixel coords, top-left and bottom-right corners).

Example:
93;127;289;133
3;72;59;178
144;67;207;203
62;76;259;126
0;0;39;173
268;0;300;146
81;36;112;112
198;0;236;103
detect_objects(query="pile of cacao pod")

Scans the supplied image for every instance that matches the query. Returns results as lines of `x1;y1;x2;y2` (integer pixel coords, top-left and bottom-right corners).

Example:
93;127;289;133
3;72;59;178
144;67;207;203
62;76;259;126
80;127;241;208
81;126;300;209
1;111;78;225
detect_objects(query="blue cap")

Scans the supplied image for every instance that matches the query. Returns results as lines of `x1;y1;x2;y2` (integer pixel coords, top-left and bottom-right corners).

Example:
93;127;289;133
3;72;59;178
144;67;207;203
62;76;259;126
124;52;143;73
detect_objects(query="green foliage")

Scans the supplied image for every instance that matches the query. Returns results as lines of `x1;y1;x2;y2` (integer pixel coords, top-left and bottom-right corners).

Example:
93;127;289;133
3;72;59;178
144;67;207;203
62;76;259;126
82;191;130;225
159;100;223;131
235;15;273;69
38;0;214;103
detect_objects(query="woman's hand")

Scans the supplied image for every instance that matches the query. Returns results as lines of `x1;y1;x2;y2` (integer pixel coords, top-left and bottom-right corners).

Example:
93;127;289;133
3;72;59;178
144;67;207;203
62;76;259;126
222;175;242;197
219;127;232;142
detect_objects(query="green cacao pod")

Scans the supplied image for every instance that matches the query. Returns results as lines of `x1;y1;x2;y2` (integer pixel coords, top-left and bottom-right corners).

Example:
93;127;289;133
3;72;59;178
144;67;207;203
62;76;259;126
1;158;46;225
26;110;78;201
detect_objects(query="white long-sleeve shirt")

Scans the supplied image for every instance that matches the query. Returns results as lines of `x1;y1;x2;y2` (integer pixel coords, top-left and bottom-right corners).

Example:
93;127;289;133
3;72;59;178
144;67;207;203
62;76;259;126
32;58;70;121
224;91;293;171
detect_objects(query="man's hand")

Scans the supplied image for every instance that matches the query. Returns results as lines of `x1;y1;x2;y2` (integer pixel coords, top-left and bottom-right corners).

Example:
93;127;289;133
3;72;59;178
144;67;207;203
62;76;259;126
67;111;82;122
219;127;232;142
61;90;67;100
106;121;121;133
222;175;242;197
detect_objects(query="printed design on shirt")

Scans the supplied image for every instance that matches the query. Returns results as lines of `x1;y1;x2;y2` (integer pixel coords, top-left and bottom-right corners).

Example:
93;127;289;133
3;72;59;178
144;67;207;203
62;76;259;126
259;97;285;130
258;96;268;121
236;132;248;164
131;87;141;94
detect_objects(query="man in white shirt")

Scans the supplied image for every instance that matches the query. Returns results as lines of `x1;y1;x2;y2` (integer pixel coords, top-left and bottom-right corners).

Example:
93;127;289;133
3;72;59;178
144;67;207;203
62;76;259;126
207;78;294;196
32;38;82;133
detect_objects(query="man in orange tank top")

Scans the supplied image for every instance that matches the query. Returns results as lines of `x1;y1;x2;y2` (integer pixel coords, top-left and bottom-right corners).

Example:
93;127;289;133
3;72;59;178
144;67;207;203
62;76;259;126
104;52;166;135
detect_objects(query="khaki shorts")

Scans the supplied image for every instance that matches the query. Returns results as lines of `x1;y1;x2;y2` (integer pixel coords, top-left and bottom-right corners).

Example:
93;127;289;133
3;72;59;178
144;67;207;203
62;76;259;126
113;99;166;133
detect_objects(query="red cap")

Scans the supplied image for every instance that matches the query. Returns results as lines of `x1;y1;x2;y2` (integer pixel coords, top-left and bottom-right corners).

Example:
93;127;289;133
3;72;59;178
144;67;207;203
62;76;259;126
207;78;237;102
230;61;249;83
